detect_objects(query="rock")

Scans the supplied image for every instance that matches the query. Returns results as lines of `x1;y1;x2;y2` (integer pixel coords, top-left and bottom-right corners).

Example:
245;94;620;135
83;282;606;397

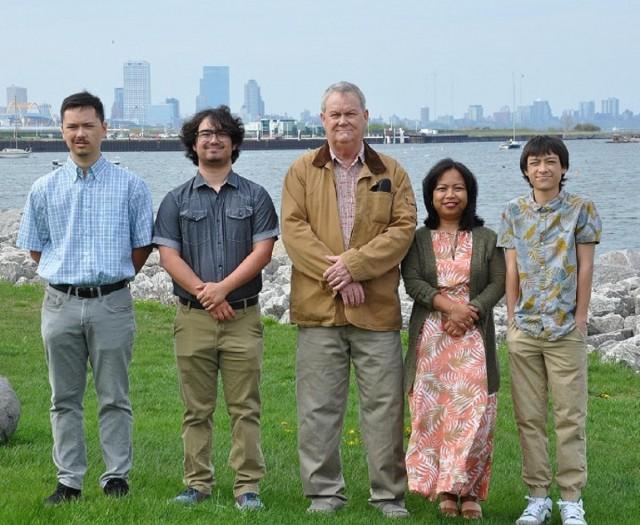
597;250;640;272
589;294;622;317
587;330;632;347
598;335;640;370
0;376;21;444
588;313;624;335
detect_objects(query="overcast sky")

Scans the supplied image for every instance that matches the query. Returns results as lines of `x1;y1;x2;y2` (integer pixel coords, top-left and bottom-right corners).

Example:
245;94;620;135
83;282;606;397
4;0;639;119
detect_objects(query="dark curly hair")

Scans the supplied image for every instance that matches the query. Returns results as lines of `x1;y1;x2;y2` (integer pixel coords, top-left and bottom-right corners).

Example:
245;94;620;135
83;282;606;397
520;135;569;190
180;105;244;165
422;158;484;231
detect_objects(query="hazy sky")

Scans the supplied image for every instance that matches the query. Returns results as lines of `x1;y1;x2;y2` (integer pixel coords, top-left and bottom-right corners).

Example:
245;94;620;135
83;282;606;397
4;0;639;119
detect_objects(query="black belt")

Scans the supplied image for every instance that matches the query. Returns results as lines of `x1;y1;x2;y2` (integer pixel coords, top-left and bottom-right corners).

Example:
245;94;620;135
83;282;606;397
179;296;258;311
50;280;128;298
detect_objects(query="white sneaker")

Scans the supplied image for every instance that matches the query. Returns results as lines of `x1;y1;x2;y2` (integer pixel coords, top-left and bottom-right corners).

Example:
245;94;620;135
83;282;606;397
558;499;587;525
516;496;552;525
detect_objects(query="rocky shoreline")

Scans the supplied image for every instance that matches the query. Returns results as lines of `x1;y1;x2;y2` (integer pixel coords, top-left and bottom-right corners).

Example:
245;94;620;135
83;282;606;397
2;208;639;372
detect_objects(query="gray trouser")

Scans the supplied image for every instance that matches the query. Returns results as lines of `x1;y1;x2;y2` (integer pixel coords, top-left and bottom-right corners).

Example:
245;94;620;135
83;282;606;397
41;285;135;489
296;325;407;503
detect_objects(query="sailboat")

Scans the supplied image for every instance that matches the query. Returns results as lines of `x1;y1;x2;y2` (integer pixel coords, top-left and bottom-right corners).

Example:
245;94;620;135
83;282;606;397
0;99;32;158
499;74;521;150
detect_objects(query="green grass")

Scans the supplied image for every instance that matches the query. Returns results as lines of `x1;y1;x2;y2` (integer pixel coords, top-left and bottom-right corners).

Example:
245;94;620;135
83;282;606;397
0;281;638;524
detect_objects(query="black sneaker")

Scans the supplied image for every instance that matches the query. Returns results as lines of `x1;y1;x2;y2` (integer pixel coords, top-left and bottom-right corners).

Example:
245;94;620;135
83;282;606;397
44;483;81;506
103;478;129;497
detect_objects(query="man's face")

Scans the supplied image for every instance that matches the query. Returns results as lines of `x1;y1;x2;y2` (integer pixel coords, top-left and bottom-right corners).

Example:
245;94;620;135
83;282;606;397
321;91;368;150
525;152;565;193
193;117;235;167
61;107;107;161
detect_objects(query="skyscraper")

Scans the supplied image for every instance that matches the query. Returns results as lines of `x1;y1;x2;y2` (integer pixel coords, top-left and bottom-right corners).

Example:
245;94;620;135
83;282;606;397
7;85;27;110
196;66;229;111
243;79;265;121
111;87;124;121
123;61;151;124
601;97;620;117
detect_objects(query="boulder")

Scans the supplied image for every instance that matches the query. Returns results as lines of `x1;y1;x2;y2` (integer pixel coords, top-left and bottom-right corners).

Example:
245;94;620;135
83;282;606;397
588;313;624;335
0;376;21;444
598;335;640;371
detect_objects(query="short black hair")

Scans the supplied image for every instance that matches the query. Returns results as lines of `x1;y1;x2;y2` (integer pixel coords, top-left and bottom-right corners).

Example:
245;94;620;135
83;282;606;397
180;106;244;165
422;158;484;231
60;91;105;123
520;135;570;190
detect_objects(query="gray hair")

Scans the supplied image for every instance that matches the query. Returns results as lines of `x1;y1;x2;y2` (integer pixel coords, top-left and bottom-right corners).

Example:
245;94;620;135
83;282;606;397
320;81;367;113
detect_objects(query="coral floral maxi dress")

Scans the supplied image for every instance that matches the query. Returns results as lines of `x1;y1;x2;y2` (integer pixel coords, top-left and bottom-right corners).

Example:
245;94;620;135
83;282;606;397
406;230;497;500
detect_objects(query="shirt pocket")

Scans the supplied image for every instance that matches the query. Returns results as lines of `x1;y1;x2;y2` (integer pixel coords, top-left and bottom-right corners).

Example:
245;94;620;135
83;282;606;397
368;192;393;224
225;205;254;243
179;209;210;246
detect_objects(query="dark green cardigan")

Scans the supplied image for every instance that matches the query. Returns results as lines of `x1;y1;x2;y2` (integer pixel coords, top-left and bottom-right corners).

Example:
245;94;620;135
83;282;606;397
401;226;506;395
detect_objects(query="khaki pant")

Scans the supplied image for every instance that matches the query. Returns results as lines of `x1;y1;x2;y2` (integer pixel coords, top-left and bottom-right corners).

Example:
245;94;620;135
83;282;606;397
174;303;265;497
506;324;588;501
296;326;407;503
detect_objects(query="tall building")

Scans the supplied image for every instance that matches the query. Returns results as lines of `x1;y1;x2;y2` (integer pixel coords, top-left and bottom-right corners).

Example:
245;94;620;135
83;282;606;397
420;107;430;127
196;66;230;111
111;87;124;121
601;97;620;117
123;61;151;124
579;101;595;122
466;105;483;122
166;97;181;129
7;85;27;109
530;99;553;128
243;79;265;121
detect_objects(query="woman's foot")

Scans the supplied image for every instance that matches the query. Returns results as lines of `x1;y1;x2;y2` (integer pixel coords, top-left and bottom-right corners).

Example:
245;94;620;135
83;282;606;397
439;492;459;517
460;496;482;520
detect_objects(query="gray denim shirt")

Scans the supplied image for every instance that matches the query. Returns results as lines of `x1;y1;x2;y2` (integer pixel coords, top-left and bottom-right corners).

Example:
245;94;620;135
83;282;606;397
153;170;279;304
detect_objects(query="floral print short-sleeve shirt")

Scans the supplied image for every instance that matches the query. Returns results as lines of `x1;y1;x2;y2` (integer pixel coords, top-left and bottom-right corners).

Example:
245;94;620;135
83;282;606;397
498;190;602;341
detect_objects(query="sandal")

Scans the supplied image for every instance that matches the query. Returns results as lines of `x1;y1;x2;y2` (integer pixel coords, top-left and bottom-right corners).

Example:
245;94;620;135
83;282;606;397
439;492;459;518
460;498;482;520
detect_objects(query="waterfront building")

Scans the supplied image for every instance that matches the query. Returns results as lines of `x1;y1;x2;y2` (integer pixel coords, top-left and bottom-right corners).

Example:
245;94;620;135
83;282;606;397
111;87;124;121
579;101;595;122
123;61;151;125
530;99;554;128
6;85;27;107
243;79;265;122
166;98;181;129
466;105;484;122
420;107;430;128
601;97;620;117
196;66;229;111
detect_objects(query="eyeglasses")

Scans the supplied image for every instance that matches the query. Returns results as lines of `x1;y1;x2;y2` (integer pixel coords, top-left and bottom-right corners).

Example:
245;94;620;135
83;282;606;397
196;129;231;142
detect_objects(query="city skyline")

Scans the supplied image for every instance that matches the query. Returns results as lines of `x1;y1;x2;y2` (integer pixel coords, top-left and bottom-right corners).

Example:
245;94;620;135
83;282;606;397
3;0;639;120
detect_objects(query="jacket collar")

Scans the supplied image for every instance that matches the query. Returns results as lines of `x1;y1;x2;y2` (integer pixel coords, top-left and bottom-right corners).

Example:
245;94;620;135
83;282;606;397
312;141;386;175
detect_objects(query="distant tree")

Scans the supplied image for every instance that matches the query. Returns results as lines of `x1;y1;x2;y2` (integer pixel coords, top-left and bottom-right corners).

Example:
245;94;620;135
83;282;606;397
574;123;601;132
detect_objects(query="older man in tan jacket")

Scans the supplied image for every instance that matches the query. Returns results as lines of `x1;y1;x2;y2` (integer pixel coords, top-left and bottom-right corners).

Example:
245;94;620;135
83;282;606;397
281;81;417;518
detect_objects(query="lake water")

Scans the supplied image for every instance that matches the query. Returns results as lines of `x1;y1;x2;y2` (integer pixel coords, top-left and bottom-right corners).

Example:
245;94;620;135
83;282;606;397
1;140;638;253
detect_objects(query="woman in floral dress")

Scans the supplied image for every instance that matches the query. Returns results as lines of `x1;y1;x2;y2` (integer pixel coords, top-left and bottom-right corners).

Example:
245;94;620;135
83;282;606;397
402;159;505;519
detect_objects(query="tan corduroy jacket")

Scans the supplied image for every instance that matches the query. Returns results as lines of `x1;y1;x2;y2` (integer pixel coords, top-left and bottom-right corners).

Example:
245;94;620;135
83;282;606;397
281;142;417;331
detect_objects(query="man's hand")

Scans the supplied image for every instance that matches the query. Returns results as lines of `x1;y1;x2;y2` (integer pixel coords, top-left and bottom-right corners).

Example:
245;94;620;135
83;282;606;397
339;282;366;307
196;281;229;310
323;255;353;291
209;300;236;321
575;315;588;337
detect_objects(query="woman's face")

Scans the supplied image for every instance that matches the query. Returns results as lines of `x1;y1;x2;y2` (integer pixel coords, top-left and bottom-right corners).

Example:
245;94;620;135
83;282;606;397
432;168;468;223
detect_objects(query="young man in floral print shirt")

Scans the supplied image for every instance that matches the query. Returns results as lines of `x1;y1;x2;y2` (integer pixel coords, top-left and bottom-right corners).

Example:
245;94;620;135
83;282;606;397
498;136;602;525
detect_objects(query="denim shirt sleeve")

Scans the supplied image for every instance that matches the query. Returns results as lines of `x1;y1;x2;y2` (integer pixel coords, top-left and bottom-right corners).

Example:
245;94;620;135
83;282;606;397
152;191;182;251
251;185;279;243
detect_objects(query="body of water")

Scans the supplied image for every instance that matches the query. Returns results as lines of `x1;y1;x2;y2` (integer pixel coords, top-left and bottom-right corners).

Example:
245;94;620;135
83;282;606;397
1;140;637;253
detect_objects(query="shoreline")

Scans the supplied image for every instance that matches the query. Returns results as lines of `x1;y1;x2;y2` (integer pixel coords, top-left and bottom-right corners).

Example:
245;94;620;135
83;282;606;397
1;208;638;371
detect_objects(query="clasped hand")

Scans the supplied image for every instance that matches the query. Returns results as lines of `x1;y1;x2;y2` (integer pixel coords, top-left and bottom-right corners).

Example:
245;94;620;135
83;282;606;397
195;282;236;321
444;303;480;338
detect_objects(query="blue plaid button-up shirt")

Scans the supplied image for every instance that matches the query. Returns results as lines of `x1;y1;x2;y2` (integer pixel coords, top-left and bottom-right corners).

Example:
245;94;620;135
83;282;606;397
17;155;153;285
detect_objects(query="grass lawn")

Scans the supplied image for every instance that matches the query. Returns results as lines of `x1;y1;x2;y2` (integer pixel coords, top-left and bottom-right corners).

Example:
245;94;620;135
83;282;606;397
0;281;638;524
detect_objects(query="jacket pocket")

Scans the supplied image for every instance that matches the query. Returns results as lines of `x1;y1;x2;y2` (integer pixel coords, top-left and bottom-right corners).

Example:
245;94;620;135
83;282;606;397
368;192;392;224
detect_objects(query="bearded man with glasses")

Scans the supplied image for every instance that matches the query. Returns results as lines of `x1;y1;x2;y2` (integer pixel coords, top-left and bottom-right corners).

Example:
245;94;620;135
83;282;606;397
153;105;278;510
